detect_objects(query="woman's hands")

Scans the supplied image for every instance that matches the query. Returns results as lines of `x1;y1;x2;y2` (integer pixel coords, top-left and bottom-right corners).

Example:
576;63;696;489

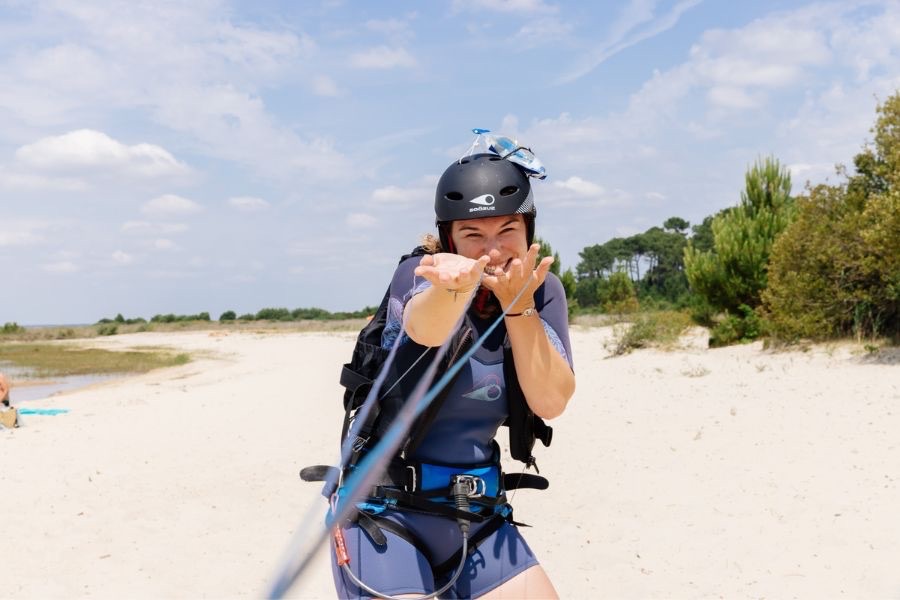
481;244;554;312
414;244;553;311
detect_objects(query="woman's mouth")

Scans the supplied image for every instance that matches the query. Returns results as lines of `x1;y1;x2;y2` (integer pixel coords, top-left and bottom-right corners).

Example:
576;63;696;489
484;258;512;276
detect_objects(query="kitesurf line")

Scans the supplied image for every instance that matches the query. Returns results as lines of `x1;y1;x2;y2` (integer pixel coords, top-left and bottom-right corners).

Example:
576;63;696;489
266;273;537;599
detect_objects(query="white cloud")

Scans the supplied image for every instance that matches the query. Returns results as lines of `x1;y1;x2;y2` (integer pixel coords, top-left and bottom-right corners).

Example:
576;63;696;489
42;261;79;273
346;212;378;230
553;176;605;196
452;0;558;14
513;19;574;48
558;0;701;84
0;231;44;246
311;75;341;97
707;85;763;110
0;168;87;191
122;221;189;235
349;46;416;69
645;191;666;201
365;16;417;39
154;238;177;250
14;129;189;178
228;196;270;211
0;4;351;185
141;194;202;217
111;250;134;265
369;175;437;208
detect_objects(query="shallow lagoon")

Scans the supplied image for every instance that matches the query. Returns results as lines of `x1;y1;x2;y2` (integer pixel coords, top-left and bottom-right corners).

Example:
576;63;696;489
1;363;120;402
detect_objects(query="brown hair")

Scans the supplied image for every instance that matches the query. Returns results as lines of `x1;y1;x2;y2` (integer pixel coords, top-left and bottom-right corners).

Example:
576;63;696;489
421;233;442;254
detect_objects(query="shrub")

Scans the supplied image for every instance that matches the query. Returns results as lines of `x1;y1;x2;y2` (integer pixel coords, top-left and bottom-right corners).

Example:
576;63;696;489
602;271;639;313
219;310;237;321
607;310;693;356
97;324;118;336
255;307;292;321
2;322;25;334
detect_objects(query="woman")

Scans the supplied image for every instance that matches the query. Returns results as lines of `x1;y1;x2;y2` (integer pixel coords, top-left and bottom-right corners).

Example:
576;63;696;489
332;151;575;599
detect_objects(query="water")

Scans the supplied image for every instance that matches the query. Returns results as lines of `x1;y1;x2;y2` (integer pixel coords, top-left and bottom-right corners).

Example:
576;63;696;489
0;364;120;403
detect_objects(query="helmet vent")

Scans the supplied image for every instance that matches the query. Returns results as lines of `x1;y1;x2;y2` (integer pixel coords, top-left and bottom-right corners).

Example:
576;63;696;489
445;191;464;201
499;185;518;196
488;156;501;161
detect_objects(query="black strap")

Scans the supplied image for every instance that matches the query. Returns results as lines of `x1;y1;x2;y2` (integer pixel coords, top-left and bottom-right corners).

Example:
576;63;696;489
430;513;510;577
503;472;549;491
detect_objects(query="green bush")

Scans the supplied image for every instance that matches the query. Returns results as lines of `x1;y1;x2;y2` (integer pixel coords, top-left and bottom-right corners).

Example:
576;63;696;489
709;305;764;347
603;271;639;313
219;310;237;321
255;307;292;321
2;322;25;334
97;324;118;336
608;310;694;356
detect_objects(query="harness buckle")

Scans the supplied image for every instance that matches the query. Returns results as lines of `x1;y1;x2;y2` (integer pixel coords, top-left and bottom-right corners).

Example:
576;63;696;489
351;435;368;452
452;474;486;498
404;465;417;492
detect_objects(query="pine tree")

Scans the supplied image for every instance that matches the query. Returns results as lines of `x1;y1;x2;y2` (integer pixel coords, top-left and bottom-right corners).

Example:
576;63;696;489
684;157;795;313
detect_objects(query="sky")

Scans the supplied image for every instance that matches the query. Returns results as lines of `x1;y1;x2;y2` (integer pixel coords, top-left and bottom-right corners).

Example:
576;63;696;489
2;0;899;325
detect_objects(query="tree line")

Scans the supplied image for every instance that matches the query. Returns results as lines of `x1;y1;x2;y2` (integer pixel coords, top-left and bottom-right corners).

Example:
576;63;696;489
553;91;899;345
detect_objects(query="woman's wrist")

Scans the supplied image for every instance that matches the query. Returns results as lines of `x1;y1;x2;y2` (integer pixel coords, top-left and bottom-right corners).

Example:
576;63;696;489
446;283;478;301
505;305;537;318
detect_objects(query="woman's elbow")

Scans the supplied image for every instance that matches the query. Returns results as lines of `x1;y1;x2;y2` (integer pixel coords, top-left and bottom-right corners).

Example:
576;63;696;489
535;381;575;420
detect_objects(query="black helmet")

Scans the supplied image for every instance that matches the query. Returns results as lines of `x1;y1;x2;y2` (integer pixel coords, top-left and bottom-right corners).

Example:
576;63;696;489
435;153;536;251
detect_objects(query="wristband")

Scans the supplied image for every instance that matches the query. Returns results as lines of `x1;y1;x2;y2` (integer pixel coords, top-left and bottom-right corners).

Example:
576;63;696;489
505;306;536;317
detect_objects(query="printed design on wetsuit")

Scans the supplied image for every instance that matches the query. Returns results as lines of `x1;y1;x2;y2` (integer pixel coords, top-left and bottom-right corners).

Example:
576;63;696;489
459;357;505;404
381;278;432;350
462;372;503;402
541;317;568;362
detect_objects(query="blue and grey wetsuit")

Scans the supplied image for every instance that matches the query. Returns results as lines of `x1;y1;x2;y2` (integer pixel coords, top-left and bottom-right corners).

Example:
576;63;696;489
333;254;573;599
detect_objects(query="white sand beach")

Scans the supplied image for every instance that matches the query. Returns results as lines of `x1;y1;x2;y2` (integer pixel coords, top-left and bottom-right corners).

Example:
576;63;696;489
1;329;898;599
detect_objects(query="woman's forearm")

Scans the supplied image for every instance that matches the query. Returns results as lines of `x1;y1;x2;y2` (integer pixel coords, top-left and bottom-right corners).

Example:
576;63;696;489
404;284;476;347
504;313;575;419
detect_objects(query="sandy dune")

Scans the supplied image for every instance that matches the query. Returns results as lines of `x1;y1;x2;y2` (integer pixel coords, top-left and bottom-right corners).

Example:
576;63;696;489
1;329;897;599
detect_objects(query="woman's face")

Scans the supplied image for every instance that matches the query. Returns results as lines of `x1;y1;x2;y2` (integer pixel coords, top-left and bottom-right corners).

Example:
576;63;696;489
450;214;529;273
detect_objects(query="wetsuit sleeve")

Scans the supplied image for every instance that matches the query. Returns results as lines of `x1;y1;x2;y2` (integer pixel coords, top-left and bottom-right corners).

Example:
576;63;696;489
536;273;574;370
381;255;430;349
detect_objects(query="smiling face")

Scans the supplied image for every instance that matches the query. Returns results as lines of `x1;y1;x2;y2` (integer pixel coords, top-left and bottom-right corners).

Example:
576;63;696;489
450;214;529;273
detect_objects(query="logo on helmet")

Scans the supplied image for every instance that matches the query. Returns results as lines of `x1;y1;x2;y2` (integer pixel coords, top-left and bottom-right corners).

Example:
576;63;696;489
470;194;495;206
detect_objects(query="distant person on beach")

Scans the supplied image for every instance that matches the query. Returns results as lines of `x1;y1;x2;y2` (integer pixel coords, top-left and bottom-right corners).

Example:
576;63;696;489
328;143;575;598
0;372;17;429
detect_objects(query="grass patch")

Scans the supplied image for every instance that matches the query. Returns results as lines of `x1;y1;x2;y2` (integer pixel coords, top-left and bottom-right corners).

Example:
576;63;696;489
0;343;190;378
607;310;694;356
0;319;368;342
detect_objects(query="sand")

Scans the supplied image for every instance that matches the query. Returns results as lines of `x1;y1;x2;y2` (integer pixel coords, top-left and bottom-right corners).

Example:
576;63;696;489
1;328;898;599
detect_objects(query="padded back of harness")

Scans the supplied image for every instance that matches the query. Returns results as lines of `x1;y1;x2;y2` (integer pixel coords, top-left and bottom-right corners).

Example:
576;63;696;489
339;246;430;414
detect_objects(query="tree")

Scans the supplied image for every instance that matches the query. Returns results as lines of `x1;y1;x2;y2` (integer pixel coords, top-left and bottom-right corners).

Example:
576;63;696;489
764;94;900;340
684;157;795;313
219;311;237;321
663;216;690;234
534;236;561;276
560;268;576;300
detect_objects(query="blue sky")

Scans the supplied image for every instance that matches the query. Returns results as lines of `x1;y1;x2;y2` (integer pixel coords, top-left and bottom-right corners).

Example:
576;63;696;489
2;0;899;325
